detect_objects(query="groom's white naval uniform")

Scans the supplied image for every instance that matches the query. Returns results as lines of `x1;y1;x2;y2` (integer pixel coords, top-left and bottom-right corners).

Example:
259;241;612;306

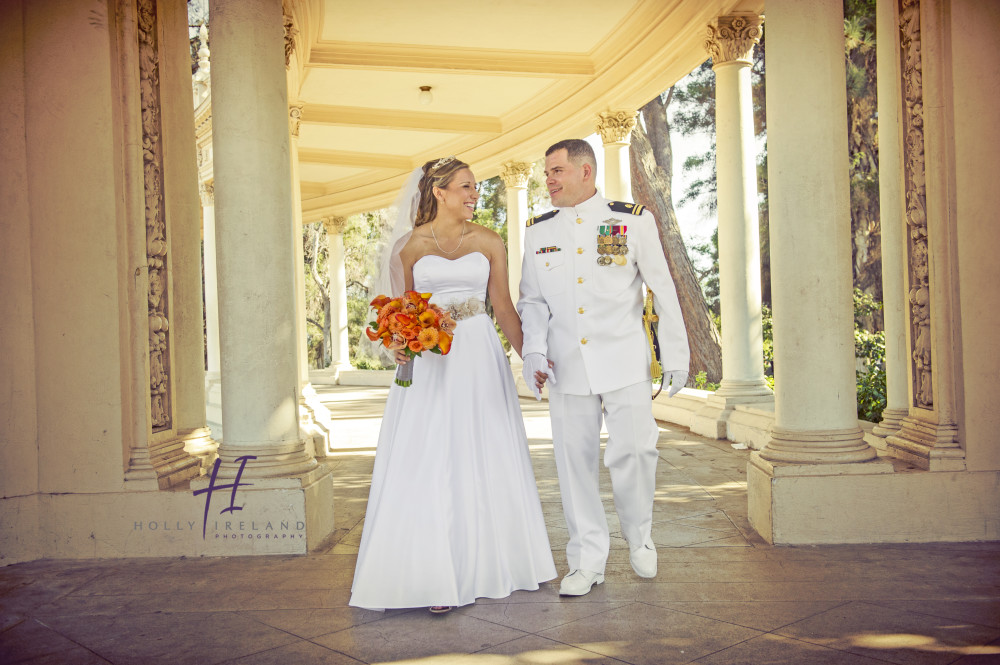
518;191;689;593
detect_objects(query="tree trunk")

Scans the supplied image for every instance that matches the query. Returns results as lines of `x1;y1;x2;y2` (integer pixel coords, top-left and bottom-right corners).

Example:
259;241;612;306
630;94;723;383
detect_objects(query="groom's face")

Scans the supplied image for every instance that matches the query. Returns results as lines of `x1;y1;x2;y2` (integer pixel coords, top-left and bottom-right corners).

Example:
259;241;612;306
544;149;594;208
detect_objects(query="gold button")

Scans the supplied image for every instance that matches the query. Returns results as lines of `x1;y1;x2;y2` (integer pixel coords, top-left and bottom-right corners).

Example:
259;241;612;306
576;217;583;224
578;307;585;314
577;277;584;284
545;261;549;267
581;338;588;345
577;247;584;254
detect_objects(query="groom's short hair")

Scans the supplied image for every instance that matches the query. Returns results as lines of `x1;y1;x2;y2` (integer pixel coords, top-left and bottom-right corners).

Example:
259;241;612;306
546;139;597;169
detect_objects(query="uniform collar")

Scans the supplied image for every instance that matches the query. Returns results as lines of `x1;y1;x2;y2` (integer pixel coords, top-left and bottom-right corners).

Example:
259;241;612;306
563;190;605;217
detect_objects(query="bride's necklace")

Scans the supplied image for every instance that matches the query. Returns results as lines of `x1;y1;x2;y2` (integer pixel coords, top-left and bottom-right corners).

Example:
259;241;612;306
430;221;467;255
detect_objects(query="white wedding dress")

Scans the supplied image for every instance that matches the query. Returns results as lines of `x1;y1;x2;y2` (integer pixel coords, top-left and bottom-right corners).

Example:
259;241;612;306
350;251;556;610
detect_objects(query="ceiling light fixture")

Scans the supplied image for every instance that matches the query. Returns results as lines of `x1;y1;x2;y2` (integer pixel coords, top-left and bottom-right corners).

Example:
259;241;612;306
418;85;433;105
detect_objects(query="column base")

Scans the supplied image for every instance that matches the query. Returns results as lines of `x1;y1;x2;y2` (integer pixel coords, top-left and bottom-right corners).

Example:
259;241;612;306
125;432;204;490
871;406;907;437
690;392;775;439
214;439;318;478
886;415;965;471
180;426;219;474
300;382;338;457
758;425;878;464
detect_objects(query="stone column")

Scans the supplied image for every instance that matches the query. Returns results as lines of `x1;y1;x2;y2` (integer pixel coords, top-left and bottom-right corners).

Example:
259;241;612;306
201;181;224;442
322;216;351;369
499;161;533;302
201;183;221;374
691;14;772;440
596;111;637;201
708;15;770;399
747;0;890;544
207;0;319;479
755;0;883;468
871;0;908;438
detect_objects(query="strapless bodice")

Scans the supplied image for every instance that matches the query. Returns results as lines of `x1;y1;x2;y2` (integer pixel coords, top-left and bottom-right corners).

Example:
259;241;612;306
412;251;489;307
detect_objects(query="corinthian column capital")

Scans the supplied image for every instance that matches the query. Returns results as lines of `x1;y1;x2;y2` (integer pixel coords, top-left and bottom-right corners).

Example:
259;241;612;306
321;216;347;236
596;110;638;145
706;14;764;66
499;161;533;189
289;104;304;138
199;181;214;206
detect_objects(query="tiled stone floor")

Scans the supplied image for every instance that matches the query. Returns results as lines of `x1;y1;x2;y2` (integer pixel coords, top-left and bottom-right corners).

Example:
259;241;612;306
2;386;999;664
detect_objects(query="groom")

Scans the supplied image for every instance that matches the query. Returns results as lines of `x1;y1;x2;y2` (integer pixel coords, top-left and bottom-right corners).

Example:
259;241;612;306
518;139;689;596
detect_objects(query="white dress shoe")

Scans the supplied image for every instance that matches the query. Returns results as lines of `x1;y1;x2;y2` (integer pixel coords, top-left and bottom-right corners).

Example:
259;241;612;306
559;569;604;596
629;542;657;578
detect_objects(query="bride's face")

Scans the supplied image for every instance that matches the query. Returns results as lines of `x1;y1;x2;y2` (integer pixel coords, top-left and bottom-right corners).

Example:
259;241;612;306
434;168;479;222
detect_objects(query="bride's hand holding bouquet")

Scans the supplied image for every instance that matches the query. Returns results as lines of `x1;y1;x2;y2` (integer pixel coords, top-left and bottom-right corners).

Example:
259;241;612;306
366;290;457;386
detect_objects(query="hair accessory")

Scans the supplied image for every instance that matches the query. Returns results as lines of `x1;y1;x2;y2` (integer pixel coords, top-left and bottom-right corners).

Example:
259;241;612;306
431;156;455;171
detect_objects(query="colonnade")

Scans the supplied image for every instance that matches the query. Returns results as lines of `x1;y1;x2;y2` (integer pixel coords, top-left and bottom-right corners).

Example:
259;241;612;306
193;0;978;547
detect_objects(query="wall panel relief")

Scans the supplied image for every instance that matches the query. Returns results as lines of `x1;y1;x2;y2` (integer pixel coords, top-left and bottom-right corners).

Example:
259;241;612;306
899;0;932;408
138;0;171;431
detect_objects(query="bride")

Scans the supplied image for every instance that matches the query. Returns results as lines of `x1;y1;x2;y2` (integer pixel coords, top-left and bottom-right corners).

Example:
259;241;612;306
349;156;556;612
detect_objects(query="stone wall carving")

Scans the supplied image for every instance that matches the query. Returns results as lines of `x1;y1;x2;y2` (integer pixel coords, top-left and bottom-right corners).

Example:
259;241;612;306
705;14;764;66
283;12;297;67
138;0;171;430
596;111;637;145
898;0;932;408
499;161;533;189
289;104;303;138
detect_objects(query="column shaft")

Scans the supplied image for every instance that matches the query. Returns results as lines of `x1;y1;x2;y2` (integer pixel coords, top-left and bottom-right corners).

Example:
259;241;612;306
759;0;875;463
209;0;313;476
500;161;532;303
323;218;351;368
872;0;908;436
201;187;221;373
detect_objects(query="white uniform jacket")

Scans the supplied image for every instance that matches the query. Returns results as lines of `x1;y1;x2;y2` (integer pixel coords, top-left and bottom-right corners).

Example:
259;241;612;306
517;192;689;395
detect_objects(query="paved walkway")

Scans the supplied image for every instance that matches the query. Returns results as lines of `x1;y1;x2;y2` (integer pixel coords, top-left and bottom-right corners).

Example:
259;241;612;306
2;386;998;664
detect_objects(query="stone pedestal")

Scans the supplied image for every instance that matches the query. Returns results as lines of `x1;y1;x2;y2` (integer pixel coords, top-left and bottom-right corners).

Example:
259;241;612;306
596;111;637;201
209;0;333;544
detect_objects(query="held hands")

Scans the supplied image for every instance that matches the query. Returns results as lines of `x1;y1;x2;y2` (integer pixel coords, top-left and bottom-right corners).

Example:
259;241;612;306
522;353;556;400
664;370;688;398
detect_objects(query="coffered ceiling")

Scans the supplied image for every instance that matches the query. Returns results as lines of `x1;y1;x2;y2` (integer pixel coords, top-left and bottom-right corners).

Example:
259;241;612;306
286;0;765;222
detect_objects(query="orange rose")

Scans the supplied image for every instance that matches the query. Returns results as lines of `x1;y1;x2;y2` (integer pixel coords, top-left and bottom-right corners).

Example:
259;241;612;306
407;339;423;353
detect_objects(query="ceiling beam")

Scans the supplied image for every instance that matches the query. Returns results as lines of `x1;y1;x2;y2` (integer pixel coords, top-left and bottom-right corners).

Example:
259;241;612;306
301;104;502;133
297;148;413;170
310;42;594;77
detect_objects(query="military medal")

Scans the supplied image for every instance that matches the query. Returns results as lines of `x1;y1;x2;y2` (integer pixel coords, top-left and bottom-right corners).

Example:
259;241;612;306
597;221;628;267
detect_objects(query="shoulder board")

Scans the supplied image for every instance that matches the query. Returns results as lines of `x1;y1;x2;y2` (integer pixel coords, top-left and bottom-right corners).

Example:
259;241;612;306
525;210;558;227
608;201;646;216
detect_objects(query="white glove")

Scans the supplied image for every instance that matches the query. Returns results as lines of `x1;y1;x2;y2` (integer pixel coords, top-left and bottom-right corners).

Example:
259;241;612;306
522;353;555;400
665;370;688;398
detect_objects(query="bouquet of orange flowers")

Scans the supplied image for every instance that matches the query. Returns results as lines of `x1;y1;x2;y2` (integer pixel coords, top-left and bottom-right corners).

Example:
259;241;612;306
365;291;456;386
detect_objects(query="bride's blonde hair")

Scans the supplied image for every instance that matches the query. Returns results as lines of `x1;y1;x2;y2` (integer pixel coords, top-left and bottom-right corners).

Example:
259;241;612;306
413;156;471;227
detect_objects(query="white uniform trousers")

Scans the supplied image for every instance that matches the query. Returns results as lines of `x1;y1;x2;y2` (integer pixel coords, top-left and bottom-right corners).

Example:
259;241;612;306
548;380;659;573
